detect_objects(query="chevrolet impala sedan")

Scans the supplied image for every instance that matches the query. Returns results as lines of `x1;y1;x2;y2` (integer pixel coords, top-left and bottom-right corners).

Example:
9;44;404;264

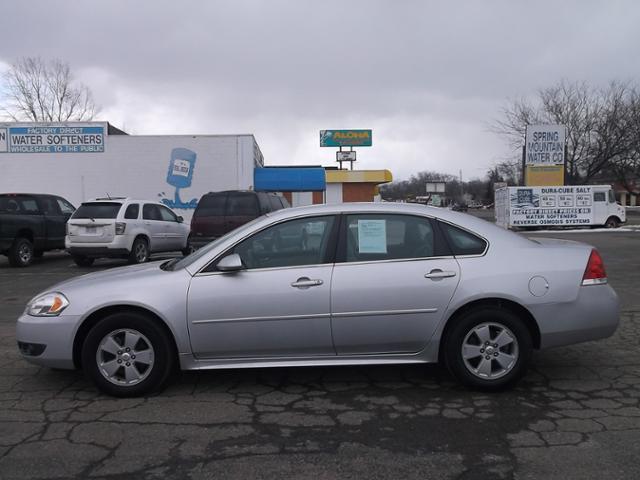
16;203;619;396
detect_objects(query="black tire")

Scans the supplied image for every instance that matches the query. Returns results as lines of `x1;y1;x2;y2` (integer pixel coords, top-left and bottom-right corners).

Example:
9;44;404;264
72;255;95;267
605;216;620;229
443;307;532;391
81;311;175;397
128;237;149;264
182;237;195;256
8;237;34;267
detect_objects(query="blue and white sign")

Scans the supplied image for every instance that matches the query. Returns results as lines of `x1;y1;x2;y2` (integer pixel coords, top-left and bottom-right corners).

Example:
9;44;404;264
0;126;104;153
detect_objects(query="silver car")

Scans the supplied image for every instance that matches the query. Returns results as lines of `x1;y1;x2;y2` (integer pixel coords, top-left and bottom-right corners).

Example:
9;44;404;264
16;203;619;397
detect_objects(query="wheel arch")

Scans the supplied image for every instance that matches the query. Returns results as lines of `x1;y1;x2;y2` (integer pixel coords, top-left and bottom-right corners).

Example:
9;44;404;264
439;297;541;361
605;215;621;227
15;229;34;243
72;304;179;369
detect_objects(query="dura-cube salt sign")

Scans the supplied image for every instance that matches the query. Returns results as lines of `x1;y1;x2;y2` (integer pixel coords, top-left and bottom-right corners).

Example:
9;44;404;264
0;125;104;153
525;125;566;165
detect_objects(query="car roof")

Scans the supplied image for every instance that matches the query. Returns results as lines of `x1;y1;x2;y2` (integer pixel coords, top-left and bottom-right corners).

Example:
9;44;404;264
84;198;164;204
264;202;530;245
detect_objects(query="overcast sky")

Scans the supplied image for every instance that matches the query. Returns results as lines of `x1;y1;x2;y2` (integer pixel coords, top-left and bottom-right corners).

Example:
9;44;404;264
1;1;639;181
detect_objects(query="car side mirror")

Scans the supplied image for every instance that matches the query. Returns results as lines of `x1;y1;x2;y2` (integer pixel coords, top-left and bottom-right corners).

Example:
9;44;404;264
217;253;244;272
177;216;184;223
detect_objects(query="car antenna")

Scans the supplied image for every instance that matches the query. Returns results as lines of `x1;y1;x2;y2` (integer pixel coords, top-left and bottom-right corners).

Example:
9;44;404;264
106;193;111;199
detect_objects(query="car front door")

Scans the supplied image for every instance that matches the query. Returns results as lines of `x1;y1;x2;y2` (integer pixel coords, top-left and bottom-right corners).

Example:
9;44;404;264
330;213;460;355
187;215;337;358
158;205;185;251
142;204;166;252
39;196;67;249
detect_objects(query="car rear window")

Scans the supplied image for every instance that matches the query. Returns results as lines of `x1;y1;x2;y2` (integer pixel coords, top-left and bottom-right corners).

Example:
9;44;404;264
0;195;39;214
194;193;226;217
226;193;259;216
439;221;487;256
72;202;122;219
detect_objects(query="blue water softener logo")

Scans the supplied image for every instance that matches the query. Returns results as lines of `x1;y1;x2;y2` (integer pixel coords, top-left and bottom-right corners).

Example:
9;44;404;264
160;147;199;209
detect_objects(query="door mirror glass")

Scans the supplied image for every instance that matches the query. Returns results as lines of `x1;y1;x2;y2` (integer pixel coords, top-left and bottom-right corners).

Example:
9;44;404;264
217;253;244;272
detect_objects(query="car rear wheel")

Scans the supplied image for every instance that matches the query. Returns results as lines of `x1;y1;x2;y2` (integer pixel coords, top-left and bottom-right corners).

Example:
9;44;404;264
128;237;149;264
443;307;532;390
72;255;95;267
8;237;34;267
81;311;175;397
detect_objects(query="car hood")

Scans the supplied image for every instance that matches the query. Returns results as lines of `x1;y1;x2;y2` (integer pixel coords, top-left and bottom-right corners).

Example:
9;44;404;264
43;260;171;294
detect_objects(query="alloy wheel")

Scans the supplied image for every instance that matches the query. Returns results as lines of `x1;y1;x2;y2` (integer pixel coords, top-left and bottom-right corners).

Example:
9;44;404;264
96;328;155;386
461;322;519;380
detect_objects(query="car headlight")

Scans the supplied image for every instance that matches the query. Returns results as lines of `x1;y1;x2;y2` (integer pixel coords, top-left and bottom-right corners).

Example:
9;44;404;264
27;292;70;317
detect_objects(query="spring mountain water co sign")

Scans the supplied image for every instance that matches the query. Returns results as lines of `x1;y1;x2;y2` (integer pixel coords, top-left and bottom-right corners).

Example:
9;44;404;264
0;125;104;153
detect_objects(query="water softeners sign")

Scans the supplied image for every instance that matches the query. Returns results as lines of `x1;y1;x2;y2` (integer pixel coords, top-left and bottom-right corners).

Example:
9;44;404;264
0;125;104;153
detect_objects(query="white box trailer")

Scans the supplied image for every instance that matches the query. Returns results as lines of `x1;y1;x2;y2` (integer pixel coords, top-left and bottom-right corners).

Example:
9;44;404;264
0;122;263;222
495;185;626;229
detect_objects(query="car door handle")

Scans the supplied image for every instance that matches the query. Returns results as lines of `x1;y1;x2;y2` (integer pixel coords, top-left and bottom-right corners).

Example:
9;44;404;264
291;278;324;288
425;270;457;279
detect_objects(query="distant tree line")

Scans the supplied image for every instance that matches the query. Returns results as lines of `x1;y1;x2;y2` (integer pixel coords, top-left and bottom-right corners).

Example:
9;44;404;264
383;79;640;202
493;80;640;189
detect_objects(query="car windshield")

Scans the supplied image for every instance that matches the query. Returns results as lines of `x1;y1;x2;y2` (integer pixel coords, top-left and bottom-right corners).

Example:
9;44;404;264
163;215;266;271
72;202;122;219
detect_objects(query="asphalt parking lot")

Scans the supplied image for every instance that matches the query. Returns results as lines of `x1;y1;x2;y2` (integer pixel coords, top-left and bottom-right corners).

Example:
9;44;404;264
1;224;639;479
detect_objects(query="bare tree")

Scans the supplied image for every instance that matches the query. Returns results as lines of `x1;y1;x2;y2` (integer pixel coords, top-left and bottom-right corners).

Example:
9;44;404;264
492;80;639;184
1;57;99;122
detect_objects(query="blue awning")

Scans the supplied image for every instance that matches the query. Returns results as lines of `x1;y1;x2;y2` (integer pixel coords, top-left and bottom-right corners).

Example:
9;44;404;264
254;167;326;191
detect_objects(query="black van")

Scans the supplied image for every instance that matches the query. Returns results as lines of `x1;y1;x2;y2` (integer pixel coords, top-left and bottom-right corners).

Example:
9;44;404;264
189;191;289;250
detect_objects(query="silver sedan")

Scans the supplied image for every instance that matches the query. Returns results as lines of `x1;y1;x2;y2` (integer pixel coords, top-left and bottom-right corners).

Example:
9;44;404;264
16;203;619;396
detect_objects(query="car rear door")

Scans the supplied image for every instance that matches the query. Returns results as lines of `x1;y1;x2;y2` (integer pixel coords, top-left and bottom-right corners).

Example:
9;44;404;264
330;213;460;355
187;215;338;358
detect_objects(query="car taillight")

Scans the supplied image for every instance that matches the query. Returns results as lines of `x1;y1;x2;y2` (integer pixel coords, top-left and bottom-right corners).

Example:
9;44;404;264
115;222;126;235
582;249;607;285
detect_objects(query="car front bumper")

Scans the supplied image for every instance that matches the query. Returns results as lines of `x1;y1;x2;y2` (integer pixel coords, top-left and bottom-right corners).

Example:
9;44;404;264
532;283;620;349
16;313;80;369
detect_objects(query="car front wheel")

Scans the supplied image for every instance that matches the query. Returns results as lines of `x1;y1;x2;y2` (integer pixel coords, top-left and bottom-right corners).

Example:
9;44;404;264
81;311;175;397
443;307;532;390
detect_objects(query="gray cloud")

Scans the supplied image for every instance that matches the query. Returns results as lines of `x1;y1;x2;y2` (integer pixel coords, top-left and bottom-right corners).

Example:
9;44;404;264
1;0;639;180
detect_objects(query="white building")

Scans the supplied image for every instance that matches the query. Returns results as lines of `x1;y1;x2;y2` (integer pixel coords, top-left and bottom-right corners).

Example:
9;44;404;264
0;122;263;220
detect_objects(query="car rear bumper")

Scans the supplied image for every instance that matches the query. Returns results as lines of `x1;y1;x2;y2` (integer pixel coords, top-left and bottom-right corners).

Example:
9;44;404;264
16;313;80;369
67;246;130;257
66;235;132;257
532;284;620;349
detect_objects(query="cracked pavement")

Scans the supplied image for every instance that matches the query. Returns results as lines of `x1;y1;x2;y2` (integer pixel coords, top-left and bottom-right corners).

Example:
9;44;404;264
1;231;639;479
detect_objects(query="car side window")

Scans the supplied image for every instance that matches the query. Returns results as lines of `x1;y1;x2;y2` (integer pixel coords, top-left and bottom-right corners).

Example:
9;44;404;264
343;214;436;262
268;195;282;211
56;198;75;214
226;193;259;216
143;204;161;221
207;215;335;272
439;221;487;256
125;204;140;219
594;192;606;202
158;205;178;222
40;197;59;215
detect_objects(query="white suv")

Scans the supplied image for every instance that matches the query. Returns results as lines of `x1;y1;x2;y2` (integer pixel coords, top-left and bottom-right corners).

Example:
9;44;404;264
65;198;190;266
